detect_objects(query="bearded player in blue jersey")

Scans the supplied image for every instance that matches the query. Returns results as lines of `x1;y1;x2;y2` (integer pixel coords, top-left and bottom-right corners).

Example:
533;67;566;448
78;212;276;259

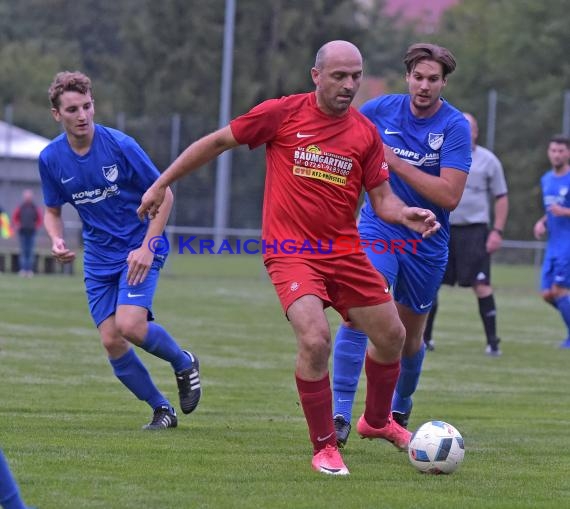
533;135;570;349
39;71;201;429
332;43;472;444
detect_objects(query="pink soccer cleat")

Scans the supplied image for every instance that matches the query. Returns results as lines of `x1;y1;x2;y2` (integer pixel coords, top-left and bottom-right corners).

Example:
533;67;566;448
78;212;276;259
311;444;350;475
357;413;411;451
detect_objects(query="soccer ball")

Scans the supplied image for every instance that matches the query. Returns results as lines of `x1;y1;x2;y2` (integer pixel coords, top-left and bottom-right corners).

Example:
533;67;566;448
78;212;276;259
408;420;465;474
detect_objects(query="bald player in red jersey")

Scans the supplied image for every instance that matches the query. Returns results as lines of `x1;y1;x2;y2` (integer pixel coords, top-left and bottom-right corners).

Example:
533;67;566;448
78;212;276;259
138;40;441;476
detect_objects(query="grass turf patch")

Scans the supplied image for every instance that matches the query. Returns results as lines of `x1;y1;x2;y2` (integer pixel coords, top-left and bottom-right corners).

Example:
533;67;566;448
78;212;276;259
1;255;569;508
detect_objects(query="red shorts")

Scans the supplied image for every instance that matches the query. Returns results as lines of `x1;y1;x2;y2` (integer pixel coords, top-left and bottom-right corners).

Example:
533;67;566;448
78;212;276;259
264;253;391;321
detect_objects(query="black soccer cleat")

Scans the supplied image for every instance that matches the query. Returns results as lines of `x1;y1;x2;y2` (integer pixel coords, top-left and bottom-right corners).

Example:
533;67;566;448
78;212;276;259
334;414;352;448
143;405;178;430
176;351;202;414
392;403;413;429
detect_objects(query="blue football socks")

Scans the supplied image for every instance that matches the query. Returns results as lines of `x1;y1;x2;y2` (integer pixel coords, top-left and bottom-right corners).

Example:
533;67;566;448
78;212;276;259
555;295;570;338
0;449;28;509
140;322;191;373
109;348;169;410
332;323;368;423
392;343;426;414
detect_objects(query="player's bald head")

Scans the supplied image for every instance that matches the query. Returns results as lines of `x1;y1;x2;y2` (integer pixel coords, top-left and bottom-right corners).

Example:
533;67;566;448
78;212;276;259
314;40;362;71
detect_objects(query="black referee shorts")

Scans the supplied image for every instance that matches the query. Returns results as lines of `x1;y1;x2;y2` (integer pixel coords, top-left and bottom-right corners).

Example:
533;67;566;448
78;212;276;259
442;223;491;287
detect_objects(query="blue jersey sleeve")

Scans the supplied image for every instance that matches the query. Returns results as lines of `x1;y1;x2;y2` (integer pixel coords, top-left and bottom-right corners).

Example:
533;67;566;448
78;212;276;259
440;115;471;173
118;135;161;193
359;98;378;121
38;151;67;208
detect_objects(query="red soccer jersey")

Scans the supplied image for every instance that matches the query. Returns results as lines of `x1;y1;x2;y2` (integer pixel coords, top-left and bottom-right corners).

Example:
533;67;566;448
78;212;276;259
230;92;388;259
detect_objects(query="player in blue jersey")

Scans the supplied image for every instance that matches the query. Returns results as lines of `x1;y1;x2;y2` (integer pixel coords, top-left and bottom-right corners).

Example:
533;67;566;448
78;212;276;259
533;134;570;349
0;449;34;509
39;71;201;429
332;43;471;444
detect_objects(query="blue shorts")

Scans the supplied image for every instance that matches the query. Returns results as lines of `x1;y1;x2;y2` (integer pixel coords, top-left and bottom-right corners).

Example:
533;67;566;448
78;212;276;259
541;255;570;291
85;257;165;327
364;244;446;314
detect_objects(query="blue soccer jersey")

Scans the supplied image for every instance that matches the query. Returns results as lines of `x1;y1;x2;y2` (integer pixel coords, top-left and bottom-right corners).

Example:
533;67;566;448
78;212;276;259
358;94;471;258
39;124;161;273
541;169;570;259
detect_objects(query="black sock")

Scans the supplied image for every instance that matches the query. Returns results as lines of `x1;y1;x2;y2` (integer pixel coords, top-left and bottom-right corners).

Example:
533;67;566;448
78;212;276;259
478;295;497;344
423;297;438;343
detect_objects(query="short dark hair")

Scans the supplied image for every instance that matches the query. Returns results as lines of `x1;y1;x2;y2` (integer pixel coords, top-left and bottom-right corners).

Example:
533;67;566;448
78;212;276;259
48;71;92;109
404;43;457;78
549;134;570;148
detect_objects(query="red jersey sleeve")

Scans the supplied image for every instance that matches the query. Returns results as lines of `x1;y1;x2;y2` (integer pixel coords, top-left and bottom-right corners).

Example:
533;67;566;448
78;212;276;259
230;98;292;149
360;124;389;192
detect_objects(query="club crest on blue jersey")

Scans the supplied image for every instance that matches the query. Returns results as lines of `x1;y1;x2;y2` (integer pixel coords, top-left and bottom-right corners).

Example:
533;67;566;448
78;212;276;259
428;133;444;151
102;164;119;182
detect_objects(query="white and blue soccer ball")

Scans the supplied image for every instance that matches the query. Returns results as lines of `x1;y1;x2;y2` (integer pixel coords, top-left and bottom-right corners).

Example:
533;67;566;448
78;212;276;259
408;420;465;474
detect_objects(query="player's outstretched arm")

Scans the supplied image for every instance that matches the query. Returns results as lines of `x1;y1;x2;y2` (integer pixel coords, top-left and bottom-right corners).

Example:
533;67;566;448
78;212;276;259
138;126;240;220
368;181;440;238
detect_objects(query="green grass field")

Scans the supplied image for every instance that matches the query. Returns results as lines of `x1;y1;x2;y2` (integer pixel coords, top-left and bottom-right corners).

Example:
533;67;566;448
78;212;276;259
1;255;569;509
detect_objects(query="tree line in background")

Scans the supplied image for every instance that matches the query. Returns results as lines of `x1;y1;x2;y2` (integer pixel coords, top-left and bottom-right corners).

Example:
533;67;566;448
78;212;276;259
1;0;569;239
